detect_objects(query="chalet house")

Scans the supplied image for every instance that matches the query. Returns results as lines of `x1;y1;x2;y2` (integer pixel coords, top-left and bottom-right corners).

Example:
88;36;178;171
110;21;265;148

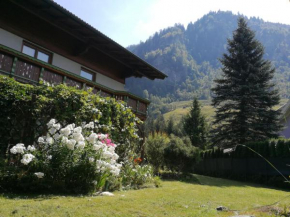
0;0;166;120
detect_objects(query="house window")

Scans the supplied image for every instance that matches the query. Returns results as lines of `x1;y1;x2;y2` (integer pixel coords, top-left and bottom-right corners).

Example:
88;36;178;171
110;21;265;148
22;42;52;63
80;68;96;81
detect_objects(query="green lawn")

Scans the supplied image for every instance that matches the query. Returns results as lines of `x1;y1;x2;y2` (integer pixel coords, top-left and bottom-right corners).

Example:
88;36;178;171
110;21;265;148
1;175;289;217
164;100;215;123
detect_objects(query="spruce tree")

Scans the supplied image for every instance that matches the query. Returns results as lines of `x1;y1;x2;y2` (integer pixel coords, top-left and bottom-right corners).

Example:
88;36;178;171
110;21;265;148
183;98;208;149
166;116;175;135
211;17;281;148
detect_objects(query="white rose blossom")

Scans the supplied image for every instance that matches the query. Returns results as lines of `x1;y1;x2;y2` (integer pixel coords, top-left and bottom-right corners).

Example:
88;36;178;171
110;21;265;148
34;172;44;179
73;126;82;134
84;122;94;129
76;141;85;149
98;134;107;140
87;133;97;144
47;119;56;128
21;153;35;165
66;139;76;150
60;127;71;137
92;144;102;151
10;143;26;154
73;132;84;142
53;123;61;130
27;145;36;152
38;137;45;144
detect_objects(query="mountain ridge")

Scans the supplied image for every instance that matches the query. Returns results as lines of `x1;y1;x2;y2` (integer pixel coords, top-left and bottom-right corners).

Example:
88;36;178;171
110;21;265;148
125;11;290;100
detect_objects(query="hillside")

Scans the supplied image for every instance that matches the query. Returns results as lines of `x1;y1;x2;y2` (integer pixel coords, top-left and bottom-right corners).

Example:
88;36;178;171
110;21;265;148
126;11;290;100
163;100;215;123
162;99;288;124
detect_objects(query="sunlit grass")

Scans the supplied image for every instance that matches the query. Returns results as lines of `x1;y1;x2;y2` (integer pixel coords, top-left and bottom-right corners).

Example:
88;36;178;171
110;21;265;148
164;99;288;124
0;175;289;217
164;100;215;123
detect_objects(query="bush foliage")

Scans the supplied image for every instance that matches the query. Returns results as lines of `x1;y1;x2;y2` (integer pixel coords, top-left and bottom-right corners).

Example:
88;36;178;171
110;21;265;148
0;75;141;159
145;133;200;174
144;132;170;173
1;120;122;194
164;135;199;173
0;76;158;194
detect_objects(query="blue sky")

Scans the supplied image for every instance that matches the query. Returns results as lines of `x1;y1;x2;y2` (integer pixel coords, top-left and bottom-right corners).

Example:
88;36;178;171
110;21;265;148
55;0;290;47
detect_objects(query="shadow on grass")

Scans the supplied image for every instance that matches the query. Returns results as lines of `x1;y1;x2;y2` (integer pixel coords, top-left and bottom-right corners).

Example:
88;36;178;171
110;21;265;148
160;171;290;192
0;191;86;200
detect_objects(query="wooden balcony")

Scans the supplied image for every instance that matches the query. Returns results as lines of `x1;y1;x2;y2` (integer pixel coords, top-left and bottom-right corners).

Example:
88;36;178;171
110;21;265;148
0;44;149;120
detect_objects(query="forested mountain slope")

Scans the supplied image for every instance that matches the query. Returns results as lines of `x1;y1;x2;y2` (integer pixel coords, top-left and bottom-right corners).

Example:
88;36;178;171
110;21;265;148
126;11;290;100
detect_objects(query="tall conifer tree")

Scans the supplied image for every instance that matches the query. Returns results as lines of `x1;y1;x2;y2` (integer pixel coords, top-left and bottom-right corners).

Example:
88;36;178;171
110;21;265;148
211;17;281;148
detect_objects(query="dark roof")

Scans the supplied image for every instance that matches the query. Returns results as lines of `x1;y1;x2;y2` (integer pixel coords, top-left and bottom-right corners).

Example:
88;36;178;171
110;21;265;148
9;0;167;80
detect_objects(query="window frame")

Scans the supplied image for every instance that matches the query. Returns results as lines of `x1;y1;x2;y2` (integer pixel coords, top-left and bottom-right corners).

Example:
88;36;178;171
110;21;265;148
80;68;96;82
21;41;53;64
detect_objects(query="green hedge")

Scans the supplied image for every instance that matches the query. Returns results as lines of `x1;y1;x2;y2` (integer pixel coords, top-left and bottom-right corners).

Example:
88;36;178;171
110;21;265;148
197;139;290;189
201;139;290;159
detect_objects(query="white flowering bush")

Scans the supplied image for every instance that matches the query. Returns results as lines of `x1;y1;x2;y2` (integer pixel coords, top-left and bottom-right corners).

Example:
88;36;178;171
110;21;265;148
0;76;142;160
3;119;122;194
0;77;158;193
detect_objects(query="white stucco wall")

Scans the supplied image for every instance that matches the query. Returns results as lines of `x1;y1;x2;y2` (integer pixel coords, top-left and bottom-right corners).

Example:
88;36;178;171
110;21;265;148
96;73;125;91
52;53;81;75
0;28;23;51
0;28;125;91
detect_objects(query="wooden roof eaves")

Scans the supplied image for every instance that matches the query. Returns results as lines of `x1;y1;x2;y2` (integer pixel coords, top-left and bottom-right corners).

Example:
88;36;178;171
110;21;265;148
9;0;167;80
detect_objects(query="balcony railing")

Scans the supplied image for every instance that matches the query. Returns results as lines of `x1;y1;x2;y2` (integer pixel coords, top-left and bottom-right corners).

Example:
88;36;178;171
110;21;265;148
0;44;149;120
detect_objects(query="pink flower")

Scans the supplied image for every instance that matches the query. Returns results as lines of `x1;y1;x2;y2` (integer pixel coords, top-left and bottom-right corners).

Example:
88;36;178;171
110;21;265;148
101;138;115;147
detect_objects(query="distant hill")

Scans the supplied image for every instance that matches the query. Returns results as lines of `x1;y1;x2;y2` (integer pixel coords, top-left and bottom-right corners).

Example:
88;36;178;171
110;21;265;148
126;11;290;100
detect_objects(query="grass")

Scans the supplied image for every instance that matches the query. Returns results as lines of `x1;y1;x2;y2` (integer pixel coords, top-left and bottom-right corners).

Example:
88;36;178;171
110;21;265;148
164;100;215;123
0;175;289;217
164;99;288;124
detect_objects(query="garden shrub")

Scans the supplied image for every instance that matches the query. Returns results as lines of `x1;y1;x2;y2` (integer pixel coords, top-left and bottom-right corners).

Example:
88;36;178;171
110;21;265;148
1;119;157;194
0;75;141;160
0;76;158;194
164;135;199;173
144;132;170;173
120;159;154;189
1;120;121;194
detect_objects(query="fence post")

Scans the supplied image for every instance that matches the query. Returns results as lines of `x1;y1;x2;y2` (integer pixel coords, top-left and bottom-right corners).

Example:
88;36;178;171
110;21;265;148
82;82;86;90
137;100;140;113
10;57;17;78
63;76;67;84
39;67;44;83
